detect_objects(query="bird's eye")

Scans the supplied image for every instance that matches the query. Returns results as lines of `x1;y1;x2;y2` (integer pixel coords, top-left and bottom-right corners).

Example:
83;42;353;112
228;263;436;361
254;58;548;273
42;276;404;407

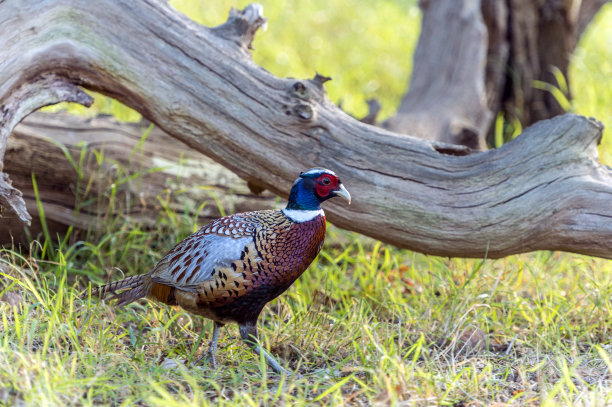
322;177;331;185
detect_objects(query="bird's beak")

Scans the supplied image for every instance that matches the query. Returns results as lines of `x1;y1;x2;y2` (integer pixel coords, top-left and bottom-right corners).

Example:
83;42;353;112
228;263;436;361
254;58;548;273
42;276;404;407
333;183;351;204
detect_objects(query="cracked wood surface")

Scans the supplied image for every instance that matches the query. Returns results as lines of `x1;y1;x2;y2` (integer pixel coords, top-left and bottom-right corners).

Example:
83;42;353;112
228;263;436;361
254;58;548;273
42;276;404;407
1;0;611;258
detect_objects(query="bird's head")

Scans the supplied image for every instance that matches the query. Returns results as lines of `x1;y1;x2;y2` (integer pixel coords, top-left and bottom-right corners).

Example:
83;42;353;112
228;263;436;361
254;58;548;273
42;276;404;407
286;168;351;211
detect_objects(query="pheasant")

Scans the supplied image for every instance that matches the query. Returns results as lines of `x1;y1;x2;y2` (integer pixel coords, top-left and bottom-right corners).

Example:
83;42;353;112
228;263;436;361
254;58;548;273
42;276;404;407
84;168;350;374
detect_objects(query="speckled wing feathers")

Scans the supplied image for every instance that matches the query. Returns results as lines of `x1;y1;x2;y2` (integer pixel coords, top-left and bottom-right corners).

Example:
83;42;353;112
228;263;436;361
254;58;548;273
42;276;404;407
150;214;260;290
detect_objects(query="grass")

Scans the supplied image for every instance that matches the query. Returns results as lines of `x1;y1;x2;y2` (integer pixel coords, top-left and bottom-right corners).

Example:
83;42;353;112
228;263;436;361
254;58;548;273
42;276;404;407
3;1;612;406
1;231;612;405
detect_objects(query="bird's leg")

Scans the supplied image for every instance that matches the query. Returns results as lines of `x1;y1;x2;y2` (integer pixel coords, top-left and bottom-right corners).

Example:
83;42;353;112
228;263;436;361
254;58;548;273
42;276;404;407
206;321;223;368
195;321;223;368
239;323;291;375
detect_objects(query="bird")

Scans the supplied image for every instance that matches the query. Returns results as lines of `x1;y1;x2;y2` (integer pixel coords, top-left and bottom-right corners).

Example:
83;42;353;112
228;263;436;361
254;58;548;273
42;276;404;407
83;168;351;374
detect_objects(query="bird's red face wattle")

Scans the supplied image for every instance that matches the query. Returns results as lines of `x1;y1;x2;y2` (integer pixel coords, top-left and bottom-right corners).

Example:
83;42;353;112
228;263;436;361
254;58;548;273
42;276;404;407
314;173;339;198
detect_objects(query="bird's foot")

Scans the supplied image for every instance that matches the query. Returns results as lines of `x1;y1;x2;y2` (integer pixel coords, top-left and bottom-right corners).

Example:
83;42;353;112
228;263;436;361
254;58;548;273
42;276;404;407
193;323;221;370
207;348;218;369
193;343;218;369
253;345;294;376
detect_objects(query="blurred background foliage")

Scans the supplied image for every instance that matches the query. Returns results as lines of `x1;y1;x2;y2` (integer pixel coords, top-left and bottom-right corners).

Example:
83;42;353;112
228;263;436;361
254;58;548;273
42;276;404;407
46;1;611;160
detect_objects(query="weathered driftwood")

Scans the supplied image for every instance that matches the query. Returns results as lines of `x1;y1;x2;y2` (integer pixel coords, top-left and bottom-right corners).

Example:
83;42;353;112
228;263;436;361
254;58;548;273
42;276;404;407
0;75;93;225
1;112;276;244
0;0;611;258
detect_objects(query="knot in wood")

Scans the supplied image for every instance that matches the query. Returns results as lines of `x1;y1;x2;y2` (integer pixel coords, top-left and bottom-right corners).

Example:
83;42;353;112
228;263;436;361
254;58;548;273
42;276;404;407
290;78;329;102
292;82;307;97
212;4;268;50
294;103;314;121
312;73;331;87
246;180;266;195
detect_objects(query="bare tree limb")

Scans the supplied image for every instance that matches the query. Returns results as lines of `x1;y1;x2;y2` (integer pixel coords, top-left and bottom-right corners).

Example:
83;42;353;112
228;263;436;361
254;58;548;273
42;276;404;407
1;0;611;258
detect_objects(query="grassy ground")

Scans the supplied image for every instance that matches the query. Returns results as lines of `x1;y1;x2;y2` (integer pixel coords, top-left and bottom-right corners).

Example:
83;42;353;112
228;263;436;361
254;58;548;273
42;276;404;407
3;1;612;406
1;229;612;405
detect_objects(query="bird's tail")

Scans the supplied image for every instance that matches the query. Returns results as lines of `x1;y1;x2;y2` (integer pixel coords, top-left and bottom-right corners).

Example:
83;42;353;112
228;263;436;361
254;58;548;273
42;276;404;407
81;274;153;307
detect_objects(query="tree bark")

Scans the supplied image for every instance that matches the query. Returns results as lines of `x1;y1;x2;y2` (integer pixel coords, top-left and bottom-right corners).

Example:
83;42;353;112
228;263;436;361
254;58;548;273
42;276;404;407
383;0;491;151
1;0;612;259
577;0;611;40
385;0;609;148
482;0;610;143
1;112;277;245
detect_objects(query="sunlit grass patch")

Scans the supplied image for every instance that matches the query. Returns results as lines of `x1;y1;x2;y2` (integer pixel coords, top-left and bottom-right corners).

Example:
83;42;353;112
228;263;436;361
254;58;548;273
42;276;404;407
4;165;611;404
1;232;612;405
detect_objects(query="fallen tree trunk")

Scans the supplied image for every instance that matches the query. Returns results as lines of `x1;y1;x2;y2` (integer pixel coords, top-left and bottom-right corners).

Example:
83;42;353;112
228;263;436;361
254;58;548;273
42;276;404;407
0;0;611;259
1;112;276;244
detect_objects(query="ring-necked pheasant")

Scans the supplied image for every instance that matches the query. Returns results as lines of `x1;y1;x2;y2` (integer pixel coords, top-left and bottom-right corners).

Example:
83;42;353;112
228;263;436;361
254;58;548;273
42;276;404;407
83;168;350;374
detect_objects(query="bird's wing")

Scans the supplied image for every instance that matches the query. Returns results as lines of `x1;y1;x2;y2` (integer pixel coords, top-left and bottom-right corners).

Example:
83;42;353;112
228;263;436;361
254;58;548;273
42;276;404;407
150;214;261;291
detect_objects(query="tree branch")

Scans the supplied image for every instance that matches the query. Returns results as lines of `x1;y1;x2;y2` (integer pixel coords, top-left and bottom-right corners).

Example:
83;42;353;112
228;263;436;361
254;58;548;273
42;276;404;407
1;0;611;258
